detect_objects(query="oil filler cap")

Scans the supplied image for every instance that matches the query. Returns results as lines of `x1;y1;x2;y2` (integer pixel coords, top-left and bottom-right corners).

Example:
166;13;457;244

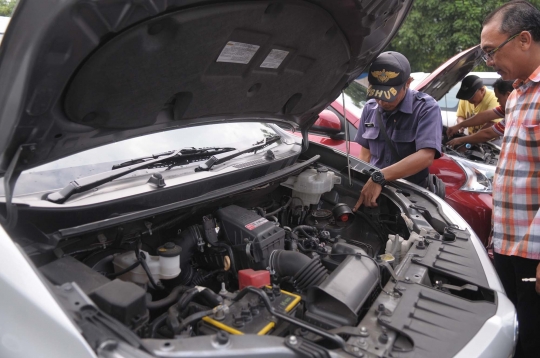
332;203;354;223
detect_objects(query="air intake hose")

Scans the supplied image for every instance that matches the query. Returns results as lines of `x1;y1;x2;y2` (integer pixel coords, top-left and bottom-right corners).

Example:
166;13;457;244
269;250;328;291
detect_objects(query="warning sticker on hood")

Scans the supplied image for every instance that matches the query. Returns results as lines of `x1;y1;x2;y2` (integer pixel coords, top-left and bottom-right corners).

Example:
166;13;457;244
217;41;260;64
260;49;289;69
245;217;268;230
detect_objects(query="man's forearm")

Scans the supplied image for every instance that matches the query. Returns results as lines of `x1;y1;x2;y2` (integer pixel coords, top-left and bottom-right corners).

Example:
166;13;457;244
461;127;499;144
380;148;435;181
359;146;371;163
458;110;500;129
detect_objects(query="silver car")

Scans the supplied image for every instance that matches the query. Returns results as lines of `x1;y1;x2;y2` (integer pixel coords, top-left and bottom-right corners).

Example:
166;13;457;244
0;1;516;357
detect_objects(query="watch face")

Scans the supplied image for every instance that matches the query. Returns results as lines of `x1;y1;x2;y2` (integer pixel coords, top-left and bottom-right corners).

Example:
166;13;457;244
372;171;384;182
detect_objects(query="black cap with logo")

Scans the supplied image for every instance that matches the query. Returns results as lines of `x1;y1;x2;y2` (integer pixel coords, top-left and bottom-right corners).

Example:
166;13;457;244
367;51;411;102
456;75;484;100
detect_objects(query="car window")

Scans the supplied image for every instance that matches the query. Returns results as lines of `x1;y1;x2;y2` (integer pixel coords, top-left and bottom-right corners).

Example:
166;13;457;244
342;80;366;119
7;122;279;196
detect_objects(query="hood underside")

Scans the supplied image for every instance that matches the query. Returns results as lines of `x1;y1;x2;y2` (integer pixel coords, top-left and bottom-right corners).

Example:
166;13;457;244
0;0;413;174
414;45;483;101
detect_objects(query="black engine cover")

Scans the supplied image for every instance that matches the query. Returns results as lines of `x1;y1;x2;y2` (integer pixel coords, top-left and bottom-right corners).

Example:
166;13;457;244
217;205;284;270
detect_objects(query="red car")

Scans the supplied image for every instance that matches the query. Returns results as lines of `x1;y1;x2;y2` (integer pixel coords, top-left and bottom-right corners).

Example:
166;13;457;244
302;48;494;246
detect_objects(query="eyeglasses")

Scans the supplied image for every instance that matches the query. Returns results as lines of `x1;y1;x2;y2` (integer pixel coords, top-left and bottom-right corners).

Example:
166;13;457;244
482;33;520;62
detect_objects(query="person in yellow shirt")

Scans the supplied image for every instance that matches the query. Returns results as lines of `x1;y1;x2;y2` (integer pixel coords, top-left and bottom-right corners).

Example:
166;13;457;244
455;75;500;135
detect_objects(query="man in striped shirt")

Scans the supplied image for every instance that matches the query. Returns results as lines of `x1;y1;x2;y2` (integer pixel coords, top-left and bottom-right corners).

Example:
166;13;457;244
482;2;540;357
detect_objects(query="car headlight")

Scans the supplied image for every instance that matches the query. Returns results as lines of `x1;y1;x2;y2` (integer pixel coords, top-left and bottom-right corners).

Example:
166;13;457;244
452;157;493;193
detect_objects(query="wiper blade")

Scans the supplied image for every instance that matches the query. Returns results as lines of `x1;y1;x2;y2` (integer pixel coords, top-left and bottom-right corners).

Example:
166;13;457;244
111;147;234;170
47;147;235;204
196;135;281;171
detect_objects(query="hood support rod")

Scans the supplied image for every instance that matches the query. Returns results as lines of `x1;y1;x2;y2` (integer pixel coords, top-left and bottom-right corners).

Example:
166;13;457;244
342;91;352;186
1;144;35;229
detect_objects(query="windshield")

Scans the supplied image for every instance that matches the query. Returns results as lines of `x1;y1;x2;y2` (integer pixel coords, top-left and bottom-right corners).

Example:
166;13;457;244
6;122;279;197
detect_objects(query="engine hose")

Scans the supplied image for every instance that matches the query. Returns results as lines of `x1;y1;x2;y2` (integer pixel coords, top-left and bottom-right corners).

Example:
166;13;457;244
199;286;224;307
149;312;168;338
174;226;204;284
292;225;317;239
294;259;328;291
146;285;190;311
176;287;201;312
269;250;328;291
138;252;164;290
233;286;346;349
354;211;387;255
176;309;215;333
191;269;222;286
167;304;182;334
265;196;293;217
166;286;223;334
177;286;222;312
200;217;238;277
209;241;237;277
106;260;140;278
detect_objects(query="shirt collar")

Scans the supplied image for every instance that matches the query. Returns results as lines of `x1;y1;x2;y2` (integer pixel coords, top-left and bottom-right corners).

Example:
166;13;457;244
398;89;414;114
513;64;540;88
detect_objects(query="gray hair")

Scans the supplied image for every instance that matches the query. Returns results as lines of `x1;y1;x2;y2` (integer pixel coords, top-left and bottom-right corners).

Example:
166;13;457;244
483;1;540;42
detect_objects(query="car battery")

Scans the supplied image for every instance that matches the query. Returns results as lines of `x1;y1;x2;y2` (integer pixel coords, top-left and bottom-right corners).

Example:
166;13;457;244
200;286;300;335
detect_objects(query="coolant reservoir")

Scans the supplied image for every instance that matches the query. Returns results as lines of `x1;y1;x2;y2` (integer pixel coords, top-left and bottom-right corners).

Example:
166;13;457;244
281;167;341;205
112;242;181;285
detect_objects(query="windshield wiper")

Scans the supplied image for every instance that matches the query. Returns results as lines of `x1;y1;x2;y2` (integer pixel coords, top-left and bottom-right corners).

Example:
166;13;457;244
111;147;234;170
196;135;281;171
46;147;235;204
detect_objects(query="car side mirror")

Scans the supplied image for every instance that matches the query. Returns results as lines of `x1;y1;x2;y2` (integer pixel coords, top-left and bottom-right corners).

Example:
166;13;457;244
311;110;345;140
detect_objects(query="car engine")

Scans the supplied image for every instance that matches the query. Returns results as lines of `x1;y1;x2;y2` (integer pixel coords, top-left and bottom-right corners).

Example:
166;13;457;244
33;164;410;347
442;134;500;166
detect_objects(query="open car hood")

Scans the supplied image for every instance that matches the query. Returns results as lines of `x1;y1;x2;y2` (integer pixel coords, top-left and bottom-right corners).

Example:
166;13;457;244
0;0;413;174
414;45;483;101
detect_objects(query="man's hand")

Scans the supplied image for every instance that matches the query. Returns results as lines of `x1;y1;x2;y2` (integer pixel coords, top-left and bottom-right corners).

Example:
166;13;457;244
446;137;466;148
536;263;540;295
446;124;462;138
353;178;382;210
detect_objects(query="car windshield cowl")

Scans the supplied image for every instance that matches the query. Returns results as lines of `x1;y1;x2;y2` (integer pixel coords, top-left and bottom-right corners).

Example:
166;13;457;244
45;134;284;204
46;146;239;204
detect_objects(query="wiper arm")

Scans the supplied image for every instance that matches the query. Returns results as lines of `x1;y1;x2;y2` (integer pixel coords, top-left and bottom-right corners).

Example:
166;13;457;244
196;135;281;171
47;147;235;204
111;147;234;170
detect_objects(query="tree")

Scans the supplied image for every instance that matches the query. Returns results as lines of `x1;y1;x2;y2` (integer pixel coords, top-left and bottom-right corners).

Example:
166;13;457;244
387;0;540;72
0;0;17;17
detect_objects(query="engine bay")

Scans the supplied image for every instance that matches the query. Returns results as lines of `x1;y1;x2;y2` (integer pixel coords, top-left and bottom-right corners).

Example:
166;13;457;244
442;134;500;166
12;155;498;357
34;164;400;341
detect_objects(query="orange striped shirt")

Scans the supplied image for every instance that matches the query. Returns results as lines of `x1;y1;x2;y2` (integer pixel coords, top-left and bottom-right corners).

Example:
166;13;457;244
492;65;540;259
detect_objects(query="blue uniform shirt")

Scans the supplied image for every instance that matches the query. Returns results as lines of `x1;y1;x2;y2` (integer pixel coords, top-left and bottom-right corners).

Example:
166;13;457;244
353;89;442;185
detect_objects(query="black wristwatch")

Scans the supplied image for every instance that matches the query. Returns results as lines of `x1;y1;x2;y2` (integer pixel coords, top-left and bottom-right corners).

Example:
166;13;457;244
371;170;387;187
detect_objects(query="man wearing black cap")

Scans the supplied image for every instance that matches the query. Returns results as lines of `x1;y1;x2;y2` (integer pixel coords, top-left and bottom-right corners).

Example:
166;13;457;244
455;75;500;135
353;51;443;209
